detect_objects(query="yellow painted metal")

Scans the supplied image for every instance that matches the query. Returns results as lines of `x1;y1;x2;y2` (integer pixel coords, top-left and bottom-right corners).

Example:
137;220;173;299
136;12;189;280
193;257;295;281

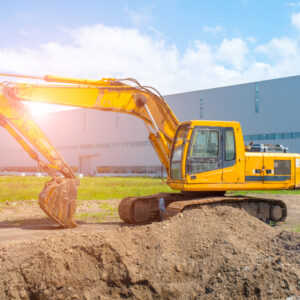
0;115;39;162
168;120;299;192
148;132;169;171
0;94;74;176
245;153;264;180
296;156;300;188
170;180;295;192
263;153;295;184
43;74;115;86
224;122;245;183
0;91;79;227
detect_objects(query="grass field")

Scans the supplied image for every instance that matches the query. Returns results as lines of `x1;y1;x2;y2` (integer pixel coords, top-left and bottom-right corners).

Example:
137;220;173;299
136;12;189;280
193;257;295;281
0;176;299;230
1;176;300;203
292;224;300;233
0;176;174;202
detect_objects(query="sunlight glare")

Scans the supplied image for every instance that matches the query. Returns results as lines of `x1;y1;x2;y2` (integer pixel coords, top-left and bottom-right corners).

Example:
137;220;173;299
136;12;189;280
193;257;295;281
27;102;74;115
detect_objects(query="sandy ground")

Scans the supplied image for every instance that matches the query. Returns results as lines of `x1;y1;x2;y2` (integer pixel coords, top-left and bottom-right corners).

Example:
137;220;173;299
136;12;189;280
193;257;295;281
0;195;299;299
0;199;123;242
0;194;298;242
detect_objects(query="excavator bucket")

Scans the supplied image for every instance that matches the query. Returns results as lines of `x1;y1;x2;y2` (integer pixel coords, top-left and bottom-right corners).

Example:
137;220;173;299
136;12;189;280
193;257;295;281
38;177;80;228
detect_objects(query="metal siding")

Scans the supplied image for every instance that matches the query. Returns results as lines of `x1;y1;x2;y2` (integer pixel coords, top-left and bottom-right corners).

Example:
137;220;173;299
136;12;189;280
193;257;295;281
164;92;201;121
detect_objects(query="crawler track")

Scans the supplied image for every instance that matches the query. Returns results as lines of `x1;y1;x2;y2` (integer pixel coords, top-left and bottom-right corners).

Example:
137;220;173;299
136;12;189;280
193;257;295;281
118;193;287;224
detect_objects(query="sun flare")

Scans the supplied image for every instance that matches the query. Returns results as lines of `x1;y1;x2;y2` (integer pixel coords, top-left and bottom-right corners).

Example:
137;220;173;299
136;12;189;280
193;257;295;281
27;102;73;116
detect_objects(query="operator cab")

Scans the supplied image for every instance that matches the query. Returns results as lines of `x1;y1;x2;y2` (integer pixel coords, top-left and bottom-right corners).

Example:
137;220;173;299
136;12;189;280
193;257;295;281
170;121;238;183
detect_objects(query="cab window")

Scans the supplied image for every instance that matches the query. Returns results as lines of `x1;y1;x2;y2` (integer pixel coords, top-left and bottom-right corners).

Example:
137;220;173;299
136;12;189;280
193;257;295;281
225;128;235;161
190;129;219;158
186;128;220;174
170;125;188;180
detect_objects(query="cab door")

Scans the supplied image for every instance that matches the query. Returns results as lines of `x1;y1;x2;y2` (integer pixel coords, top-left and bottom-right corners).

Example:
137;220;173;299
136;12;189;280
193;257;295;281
222;127;240;183
185;126;223;183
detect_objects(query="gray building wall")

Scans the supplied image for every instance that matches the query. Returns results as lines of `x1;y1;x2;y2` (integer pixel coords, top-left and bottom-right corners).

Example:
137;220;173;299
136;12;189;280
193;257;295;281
0;110;159;175
1;75;300;174
165;75;300;153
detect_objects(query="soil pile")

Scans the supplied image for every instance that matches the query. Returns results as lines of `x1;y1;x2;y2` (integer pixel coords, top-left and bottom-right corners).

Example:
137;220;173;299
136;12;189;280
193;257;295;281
0;205;299;300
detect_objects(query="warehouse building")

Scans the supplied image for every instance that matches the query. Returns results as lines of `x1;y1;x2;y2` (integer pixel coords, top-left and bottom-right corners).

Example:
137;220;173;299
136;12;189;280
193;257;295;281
0;75;300;175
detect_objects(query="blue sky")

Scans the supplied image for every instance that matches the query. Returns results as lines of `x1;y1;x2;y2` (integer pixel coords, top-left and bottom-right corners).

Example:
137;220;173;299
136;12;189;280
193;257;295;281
1;1;297;50
1;0;300;99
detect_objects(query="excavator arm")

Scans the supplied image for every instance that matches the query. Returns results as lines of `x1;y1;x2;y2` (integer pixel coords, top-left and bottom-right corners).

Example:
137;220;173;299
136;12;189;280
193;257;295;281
0;90;79;227
0;73;179;227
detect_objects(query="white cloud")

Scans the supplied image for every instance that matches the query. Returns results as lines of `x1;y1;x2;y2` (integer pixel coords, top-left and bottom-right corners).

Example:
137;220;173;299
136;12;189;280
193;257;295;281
1;21;300;95
202;25;224;35
256;37;298;59
123;6;153;27
292;11;300;31
247;37;257;43
287;1;300;7
20;30;29;36
217;38;248;70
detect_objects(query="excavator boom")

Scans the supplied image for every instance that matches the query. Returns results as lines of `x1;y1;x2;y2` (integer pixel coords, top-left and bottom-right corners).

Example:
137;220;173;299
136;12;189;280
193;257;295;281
0;73;179;227
2;75;179;170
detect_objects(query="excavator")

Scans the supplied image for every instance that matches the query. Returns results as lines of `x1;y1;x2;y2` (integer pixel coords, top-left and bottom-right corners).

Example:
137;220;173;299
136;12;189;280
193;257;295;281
0;72;298;228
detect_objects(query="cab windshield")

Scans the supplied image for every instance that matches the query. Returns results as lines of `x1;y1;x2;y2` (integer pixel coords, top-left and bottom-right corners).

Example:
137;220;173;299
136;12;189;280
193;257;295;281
170;125;188;180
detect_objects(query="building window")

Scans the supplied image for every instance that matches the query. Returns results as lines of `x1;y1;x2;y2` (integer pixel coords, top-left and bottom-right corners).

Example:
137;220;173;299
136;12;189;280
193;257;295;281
200;91;204;119
244;131;300;141
275;133;284;140
292;132;300;138
266;133;275;140
255;83;259;113
283;132;292;139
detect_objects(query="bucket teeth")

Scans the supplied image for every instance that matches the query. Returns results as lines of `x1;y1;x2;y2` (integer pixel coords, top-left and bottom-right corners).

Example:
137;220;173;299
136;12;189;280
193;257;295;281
38;178;79;228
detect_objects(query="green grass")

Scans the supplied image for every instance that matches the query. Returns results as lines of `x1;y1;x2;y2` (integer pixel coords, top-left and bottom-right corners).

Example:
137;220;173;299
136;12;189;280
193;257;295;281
0;176;173;202
77;177;173;200
291;224;300;233
230;190;300;195
76;202;118;222
0;176;48;202
1;175;300;203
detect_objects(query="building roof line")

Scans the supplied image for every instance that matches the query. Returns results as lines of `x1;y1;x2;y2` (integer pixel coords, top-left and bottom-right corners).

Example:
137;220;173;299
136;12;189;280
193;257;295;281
164;74;300;98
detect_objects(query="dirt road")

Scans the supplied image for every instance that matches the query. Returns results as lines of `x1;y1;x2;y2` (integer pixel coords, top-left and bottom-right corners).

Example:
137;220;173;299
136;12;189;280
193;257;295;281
0;199;122;242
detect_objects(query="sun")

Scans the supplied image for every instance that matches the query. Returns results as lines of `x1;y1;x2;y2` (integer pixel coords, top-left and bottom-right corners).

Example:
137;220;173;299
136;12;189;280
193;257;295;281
26;102;73;116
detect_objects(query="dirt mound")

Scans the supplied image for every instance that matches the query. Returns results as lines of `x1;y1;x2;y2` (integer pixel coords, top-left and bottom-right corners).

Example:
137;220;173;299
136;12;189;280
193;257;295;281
0;205;299;300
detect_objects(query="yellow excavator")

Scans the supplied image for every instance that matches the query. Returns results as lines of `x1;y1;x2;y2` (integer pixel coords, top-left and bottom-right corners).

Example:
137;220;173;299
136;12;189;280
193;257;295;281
0;72;298;227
